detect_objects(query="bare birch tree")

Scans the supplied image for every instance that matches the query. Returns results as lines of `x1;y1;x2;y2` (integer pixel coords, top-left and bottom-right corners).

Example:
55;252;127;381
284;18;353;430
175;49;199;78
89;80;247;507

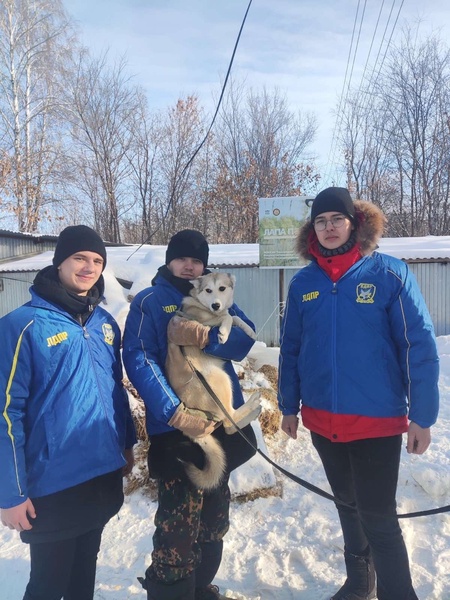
66;51;141;242
122;94;163;243
0;0;74;231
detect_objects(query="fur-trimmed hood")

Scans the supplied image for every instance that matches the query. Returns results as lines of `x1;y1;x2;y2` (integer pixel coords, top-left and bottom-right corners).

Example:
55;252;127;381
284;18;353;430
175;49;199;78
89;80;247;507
296;200;387;261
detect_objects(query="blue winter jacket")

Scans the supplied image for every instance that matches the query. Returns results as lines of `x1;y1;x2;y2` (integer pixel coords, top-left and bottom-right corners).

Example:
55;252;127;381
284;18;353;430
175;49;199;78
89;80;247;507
122;273;256;436
0;290;136;509
278;252;439;428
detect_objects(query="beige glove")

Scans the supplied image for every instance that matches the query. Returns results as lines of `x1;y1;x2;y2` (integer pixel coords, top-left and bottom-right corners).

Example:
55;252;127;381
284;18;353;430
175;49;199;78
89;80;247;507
167;316;210;349
168;403;221;438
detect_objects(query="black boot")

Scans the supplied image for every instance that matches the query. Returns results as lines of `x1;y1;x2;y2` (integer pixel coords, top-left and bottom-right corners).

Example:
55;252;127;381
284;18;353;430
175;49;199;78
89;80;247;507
138;572;195;600
377;585;419;600
331;547;376;600
194;541;237;600
195;541;223;589
195;584;237;599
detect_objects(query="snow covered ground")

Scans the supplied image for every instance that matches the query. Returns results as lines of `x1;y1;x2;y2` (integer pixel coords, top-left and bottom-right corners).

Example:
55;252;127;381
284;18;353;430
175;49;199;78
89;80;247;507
1;336;450;599
1;244;450;599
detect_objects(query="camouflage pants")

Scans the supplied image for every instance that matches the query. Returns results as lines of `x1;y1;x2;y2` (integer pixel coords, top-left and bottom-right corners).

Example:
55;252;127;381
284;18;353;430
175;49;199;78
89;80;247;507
147;476;231;584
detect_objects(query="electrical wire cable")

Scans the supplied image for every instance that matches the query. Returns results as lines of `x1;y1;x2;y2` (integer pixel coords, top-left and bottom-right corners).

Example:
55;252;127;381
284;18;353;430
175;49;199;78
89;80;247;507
325;0;371;184
361;0;406;108
325;0;405;186
336;0;406;191
127;0;254;260
324;0;363;183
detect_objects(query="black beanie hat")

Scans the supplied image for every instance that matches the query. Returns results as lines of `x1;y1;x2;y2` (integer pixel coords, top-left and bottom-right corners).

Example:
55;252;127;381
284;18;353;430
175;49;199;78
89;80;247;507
310;187;355;222
165;229;209;267
53;225;107;270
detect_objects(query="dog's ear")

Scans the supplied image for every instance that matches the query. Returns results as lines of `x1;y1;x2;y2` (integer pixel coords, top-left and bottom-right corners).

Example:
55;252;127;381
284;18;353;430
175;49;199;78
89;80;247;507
228;274;236;287
190;277;202;289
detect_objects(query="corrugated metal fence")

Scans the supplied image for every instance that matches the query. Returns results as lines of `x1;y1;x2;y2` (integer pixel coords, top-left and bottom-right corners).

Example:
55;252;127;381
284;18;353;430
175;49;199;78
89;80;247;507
408;262;450;339
1;263;449;345
0;271;37;316
223;267;297;346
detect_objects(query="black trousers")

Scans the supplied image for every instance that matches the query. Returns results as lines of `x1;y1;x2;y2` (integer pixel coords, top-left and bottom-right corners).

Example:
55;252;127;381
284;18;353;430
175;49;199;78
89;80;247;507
23;527;103;600
311;432;416;600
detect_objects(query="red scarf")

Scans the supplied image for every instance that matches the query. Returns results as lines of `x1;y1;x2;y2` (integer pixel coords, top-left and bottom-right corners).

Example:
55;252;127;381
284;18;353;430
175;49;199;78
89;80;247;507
308;231;362;281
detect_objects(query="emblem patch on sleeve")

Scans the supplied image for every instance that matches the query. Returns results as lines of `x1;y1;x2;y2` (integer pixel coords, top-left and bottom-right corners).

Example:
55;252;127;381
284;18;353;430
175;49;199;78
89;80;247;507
356;283;376;304
102;323;115;345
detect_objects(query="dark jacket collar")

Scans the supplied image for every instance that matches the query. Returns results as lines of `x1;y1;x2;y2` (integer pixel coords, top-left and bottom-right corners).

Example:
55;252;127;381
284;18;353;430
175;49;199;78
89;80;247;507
32;265;104;322
152;264;210;296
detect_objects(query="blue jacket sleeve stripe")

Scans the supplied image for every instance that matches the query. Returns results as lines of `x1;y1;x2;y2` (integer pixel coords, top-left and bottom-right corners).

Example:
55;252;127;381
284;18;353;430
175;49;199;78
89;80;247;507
387;266;439;426
397;292;412;402
2;320;33;498
388;269;413;400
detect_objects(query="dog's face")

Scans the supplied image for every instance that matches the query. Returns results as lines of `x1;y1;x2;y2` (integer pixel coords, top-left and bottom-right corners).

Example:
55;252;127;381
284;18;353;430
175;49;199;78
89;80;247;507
190;272;236;314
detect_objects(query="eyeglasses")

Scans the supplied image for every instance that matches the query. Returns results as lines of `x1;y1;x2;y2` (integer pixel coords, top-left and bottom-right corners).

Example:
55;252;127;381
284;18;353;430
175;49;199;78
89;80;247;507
313;215;348;231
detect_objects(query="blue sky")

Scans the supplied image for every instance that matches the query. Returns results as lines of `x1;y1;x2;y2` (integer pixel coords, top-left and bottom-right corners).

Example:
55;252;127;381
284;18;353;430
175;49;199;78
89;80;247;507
63;0;450;185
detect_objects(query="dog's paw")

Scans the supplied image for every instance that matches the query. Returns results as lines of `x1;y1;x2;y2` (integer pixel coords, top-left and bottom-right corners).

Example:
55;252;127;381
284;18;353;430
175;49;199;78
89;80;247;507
224;404;262;434
218;327;230;344
224;391;262;434
246;390;262;407
232;315;257;340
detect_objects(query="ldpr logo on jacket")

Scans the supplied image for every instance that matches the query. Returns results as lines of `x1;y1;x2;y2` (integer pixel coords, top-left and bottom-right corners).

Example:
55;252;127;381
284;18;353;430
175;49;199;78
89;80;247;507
102;323;115;345
356;283;376;303
162;304;178;313
47;331;69;347
302;291;319;302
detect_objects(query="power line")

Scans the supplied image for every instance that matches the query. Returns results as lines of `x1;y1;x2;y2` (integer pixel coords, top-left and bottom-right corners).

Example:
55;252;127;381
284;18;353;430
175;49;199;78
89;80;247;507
357;0;388;94
360;0;406;109
127;0;254;261
325;0;367;183
324;0;405;185
340;0;407;189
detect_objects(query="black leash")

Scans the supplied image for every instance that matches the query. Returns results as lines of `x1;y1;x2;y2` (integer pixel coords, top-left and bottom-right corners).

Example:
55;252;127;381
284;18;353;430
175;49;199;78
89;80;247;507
180;348;450;519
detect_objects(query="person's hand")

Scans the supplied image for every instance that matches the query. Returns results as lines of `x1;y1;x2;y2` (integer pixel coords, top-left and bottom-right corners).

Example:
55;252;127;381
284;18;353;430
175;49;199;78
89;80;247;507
281;414;299;440
407;421;431;454
1;499;36;532
168;403;221;438
167;316;210;349
122;447;135;476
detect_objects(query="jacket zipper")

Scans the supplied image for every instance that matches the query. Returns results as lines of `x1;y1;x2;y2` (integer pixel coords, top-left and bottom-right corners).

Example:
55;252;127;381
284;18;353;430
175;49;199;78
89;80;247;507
314;259;367;414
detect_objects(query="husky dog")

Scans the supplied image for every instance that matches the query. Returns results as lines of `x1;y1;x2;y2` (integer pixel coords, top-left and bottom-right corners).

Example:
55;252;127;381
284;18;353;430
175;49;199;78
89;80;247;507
165;272;261;490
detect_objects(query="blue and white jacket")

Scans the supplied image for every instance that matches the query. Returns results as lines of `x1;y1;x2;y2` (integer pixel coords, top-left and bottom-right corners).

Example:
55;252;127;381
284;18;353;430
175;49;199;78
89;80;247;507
0;289;136;509
278;201;439;439
122;270;256;436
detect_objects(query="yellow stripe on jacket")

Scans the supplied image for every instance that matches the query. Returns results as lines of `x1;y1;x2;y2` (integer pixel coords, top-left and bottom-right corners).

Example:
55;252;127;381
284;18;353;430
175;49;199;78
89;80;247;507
3;320;34;497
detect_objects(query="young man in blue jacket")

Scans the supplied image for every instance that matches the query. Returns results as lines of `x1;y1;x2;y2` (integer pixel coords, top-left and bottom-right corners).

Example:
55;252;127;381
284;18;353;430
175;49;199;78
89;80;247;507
123;229;257;600
278;188;439;600
0;225;136;600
